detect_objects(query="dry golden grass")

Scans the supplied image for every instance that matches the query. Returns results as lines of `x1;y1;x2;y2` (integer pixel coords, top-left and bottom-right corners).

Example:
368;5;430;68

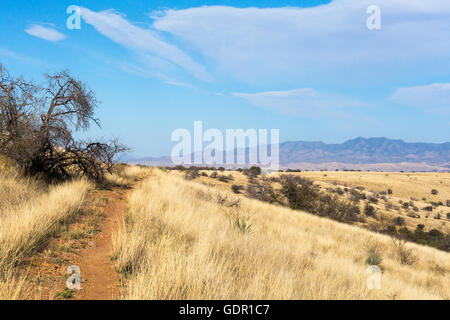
294;171;450;204
0;161;92;299
104;165;153;187
286;171;450;233
114;170;450;300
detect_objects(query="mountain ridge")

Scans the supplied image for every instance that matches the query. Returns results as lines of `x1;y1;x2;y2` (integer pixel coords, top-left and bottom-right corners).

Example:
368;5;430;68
127;137;450;170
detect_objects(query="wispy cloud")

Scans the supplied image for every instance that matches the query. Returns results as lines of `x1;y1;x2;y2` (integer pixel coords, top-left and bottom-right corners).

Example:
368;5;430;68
25;24;66;42
233;88;368;116
80;7;211;82
0;47;50;66
390;83;450;114
152;0;450;84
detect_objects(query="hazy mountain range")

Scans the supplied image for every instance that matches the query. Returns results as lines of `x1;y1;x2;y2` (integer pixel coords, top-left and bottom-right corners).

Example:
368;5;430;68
128;137;450;171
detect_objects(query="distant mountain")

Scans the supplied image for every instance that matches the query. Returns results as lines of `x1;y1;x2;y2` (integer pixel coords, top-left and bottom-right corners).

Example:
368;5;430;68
128;137;450;171
279;137;450;165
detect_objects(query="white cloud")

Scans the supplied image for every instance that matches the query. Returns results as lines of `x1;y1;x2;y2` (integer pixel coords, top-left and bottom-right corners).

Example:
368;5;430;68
80;7;211;82
233;88;367;116
152;0;450;84
390;83;450;113
25;24;66;42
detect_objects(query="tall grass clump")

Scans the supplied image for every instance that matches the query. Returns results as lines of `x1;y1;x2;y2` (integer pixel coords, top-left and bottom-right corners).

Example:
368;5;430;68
0;179;91;273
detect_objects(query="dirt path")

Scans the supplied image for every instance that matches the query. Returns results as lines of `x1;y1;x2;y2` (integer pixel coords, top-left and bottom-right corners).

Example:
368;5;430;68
72;188;130;300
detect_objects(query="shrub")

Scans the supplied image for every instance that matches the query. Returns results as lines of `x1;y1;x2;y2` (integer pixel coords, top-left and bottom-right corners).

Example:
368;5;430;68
248;166;262;176
407;212;420;219
387;188;393;195
422;206;433;212
231;185;244;194
392;216;405;226
364;204;376;217
402;202;409;209
277;175;360;223
416;224;425;232
184;168;200;180
391;237;418;265
446;200;450;207
431;189;439;195
368;197;378;204
366;247;382;266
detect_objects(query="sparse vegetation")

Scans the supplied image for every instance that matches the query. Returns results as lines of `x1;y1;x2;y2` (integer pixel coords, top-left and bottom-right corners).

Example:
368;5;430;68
112;171;450;299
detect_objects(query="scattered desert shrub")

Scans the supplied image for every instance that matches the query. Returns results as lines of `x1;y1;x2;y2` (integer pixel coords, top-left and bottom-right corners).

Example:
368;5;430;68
277;175;361;223
114;171;450;299
231;185;244;194
392;216;405;226
364;204;376;217
184;168;200;180
431;189;439;195
368;197;378;204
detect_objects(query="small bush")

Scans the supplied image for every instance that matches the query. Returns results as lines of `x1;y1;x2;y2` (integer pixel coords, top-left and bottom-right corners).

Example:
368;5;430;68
184;168;200;180
422;206;433;212
387;188;393;195
368;197;378;204
231;185;244;194
392;216;405;226
391;237;418;265
364;204;376;217
366;247;383;266
431;189;439;195
248;166;261;176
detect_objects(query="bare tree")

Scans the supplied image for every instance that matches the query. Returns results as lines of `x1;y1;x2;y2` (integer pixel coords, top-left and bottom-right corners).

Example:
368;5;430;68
0;65;128;181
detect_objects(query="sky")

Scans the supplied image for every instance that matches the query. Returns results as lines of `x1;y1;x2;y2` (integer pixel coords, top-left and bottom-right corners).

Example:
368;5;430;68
0;0;449;157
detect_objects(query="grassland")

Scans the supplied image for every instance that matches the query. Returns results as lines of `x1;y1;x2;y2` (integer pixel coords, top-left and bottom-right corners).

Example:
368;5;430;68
113;169;450;300
0;159;151;300
0;160;92;299
1;159;449;300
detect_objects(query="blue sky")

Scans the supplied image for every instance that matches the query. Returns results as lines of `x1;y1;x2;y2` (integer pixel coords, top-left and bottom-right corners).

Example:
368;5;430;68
1;0;449;157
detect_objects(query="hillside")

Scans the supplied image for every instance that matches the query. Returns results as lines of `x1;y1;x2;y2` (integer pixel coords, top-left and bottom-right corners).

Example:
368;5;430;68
112;169;450;300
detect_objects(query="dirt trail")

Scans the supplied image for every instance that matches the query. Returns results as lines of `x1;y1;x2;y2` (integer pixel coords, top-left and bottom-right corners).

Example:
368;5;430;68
73;188;130;300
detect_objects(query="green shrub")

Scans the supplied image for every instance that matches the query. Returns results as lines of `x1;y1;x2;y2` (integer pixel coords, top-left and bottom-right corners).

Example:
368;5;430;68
366;247;383;266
